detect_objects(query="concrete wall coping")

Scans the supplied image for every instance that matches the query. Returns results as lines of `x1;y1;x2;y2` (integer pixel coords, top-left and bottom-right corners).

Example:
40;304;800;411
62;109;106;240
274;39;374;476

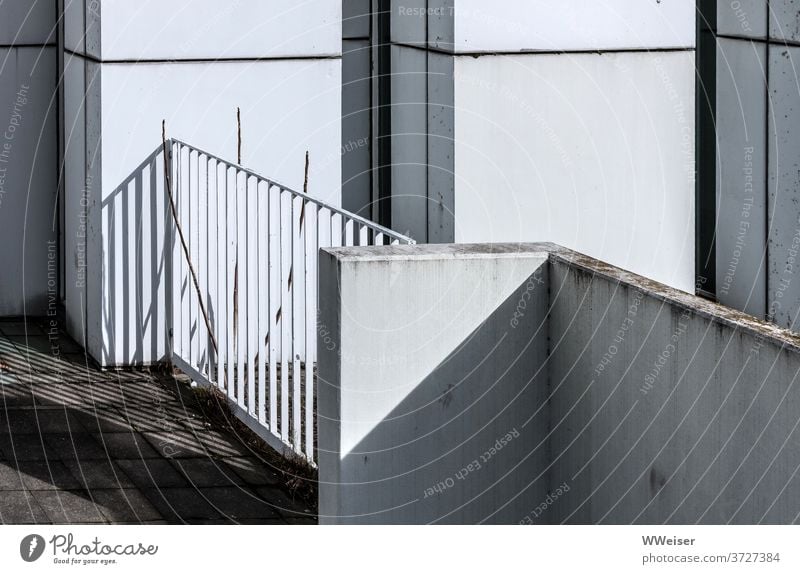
323;242;800;353
322;242;551;262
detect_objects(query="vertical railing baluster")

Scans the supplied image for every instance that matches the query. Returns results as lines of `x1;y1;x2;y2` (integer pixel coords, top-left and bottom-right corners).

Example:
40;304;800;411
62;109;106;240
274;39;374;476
292;196;304;452
268;184;280;435
304;203;318;461
280;188;291;443
189;149;198;368
226;166;236;399
172;143;182;361
166;142;174;362
236;170;247;408
175;144;182;361
344;217;354;246
214;159;224;388
331;212;342;249
257;180;269;424
205;156;215;384
196;153;208;375
246;175;258;417
181;145;191;364
320;207;331;250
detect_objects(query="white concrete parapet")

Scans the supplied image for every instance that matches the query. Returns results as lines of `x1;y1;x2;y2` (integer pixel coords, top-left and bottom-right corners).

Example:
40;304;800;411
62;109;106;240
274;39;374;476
318;243;551;524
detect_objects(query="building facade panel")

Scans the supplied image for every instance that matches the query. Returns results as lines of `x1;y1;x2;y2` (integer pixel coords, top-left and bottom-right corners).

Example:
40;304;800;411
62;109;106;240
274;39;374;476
768;44;800;329
451;0;695;53
99;0;340;60
0;46;57;316
715;38;767;317
454;51;696;292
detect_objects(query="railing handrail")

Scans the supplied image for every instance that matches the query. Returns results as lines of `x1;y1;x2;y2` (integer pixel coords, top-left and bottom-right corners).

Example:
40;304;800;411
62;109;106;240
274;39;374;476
170;138;415;245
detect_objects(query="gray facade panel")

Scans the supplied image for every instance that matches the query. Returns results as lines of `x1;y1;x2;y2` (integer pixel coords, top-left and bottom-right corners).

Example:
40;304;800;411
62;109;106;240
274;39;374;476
85;0;100;59
0;0;56;46
390;44;428;241
715;38;767;318
343;0;370;40
391;0;427;47
769;0;800;42
768;44;800;329
717;0;767;38
427;0;454;51
427;50;454;243
342;39;372;218
64;0;85;54
0;47;58;316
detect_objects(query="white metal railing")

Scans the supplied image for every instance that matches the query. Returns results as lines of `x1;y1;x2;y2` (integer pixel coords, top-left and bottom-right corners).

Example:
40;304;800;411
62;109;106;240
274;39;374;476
166;139;414;463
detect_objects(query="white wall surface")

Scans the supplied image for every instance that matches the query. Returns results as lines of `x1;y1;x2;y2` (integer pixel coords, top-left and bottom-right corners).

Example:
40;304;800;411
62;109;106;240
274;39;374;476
64;57;341;365
454;51;696;292
62;0;343;364
99;0;340;60
100;59;341;206
451;0;695;52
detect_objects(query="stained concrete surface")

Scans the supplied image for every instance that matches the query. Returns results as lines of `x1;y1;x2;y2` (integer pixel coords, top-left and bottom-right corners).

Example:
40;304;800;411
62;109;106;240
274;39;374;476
0;319;315;524
319;242;800;524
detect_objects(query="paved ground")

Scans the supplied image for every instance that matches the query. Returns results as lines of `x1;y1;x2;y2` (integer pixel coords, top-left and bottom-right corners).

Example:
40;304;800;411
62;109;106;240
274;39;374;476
0;319;316;524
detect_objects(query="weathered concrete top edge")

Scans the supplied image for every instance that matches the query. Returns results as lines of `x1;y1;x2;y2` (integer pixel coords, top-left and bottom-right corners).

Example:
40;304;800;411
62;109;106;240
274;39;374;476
321;242;555;262
549;246;800;353
323;242;800;353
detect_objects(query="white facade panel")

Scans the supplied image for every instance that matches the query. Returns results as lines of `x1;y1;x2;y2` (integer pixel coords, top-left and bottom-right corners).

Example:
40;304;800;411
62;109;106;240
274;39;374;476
452;0;695;52
99;59;341;207
80;58;341;365
454;51;695;292
99;0;340;60
63;54;86;340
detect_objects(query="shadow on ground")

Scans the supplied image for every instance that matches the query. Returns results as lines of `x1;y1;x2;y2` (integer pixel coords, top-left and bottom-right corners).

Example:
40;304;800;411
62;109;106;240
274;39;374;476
0;318;316;524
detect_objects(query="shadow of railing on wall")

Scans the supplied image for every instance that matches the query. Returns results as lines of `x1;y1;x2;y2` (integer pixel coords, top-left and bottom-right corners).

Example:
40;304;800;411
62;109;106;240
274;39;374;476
101;145;174;368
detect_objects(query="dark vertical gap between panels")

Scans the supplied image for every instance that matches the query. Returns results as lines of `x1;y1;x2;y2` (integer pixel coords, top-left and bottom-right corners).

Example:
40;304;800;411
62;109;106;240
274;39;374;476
424;0;430;241
369;4;375;224
764;0;771;319
57;0;65;303
83;56;89;337
376;0;392;230
696;0;718;299
370;0;379;224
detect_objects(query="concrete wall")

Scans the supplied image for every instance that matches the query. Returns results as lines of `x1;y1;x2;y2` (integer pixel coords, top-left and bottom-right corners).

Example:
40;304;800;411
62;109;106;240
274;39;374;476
319;242;800;523
318;244;550;523
547;249;800;524
62;0;342;365
0;0;57;316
